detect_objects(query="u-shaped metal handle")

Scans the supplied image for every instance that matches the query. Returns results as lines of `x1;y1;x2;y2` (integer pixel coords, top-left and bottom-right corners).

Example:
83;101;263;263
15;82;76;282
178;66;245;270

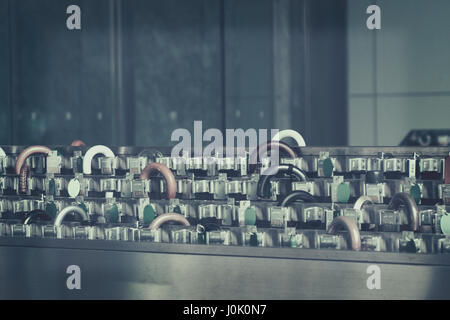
327;216;361;251
388;192;420;232
15;145;51;175
82;145;115;175
54;206;89;226
353;196;373;211
140;162;177;199
149;213;190;230
71;140;86;147
272;129;306;147
249;141;296;171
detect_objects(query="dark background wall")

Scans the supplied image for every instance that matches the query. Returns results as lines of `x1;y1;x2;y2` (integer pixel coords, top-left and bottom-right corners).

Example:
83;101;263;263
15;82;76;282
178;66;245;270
347;0;450;146
0;0;347;147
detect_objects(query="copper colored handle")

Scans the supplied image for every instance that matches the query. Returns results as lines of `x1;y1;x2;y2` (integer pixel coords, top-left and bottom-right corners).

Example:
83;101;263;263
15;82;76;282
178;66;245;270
19;165;30;193
71;140;86;147
249;141;296;172
327;216;361;251
149;213;190;230
140;162;177;199
444;156;450;185
15;145;51;175
388;192;419;232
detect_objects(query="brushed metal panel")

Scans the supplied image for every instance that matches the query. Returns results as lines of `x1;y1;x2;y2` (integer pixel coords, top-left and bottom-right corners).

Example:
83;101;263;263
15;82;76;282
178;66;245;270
0;239;449;299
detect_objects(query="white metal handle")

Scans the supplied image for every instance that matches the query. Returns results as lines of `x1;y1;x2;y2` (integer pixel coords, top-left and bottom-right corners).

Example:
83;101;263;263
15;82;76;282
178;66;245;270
272;129;306;147
82;145;115;175
54;206;89;226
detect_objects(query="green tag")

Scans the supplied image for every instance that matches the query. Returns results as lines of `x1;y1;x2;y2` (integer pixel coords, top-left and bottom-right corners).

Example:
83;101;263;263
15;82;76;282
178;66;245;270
249;233;258;246
143;205;156;225
197;233;206;245
76;156;83;172
290;235;297;248
337;182;350;203
45;202;57;219
410;184;421;204
404;239;417;253
173;205;182;214
48;179;56;196
323;158;334;177
108;204;119;223
440;215;450;235
244;207;257;225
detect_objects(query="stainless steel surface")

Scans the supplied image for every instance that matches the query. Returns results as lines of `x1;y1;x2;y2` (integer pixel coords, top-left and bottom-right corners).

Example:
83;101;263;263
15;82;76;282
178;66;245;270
0;237;450;299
